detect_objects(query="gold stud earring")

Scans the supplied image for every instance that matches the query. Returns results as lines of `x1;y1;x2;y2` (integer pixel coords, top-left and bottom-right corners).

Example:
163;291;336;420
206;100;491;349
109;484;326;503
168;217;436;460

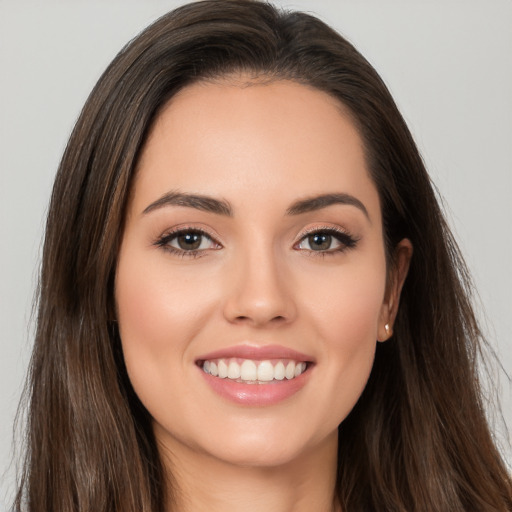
385;323;390;336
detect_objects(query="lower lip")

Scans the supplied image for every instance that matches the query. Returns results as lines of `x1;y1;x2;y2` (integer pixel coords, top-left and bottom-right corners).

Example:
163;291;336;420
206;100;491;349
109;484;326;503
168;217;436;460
198;366;311;406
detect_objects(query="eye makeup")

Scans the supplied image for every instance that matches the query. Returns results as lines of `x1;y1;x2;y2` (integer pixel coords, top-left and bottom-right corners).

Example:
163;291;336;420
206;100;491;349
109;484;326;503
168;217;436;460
153;226;222;258
294;225;359;256
153;223;359;259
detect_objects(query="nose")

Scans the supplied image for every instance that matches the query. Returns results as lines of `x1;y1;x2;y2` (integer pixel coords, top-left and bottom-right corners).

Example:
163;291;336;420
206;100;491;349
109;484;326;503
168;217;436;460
222;245;297;328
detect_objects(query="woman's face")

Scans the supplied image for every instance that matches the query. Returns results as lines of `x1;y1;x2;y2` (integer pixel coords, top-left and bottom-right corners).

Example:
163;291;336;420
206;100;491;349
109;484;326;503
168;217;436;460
116;79;404;468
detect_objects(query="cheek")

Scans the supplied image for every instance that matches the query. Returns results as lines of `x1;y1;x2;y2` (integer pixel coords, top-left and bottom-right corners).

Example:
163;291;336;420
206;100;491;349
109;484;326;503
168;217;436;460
300;252;386;343
114;248;216;399
297;254;386;419
329;283;383;342
116;243;217;336
329;266;385;366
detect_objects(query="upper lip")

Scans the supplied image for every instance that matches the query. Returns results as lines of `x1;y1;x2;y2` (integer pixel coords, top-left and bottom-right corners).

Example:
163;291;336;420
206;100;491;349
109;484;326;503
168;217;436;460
196;344;315;363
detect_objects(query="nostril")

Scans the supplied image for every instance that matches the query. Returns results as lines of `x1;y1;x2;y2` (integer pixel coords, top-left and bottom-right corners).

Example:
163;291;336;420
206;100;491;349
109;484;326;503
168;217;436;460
224;291;296;326
234;314;286;324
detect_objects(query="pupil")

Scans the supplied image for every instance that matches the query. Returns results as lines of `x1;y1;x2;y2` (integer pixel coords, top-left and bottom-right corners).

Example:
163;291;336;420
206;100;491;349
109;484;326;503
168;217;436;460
309;233;331;251
178;233;201;250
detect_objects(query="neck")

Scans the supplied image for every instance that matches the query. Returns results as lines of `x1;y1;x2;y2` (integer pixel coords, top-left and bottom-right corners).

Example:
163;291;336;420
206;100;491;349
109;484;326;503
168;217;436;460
159;431;340;512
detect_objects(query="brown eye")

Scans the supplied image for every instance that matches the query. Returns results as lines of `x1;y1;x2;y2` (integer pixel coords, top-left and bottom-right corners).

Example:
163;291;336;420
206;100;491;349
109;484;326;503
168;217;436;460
296;229;358;254
160;230;219;253
176;233;203;250
308;233;332;251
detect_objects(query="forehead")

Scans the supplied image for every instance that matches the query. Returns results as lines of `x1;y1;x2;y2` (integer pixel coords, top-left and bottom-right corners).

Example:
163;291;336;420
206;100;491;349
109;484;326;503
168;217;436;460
132;79;380;220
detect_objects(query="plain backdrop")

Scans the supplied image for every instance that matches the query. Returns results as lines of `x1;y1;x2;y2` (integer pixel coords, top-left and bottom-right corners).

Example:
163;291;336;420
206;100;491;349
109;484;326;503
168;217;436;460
1;0;511;506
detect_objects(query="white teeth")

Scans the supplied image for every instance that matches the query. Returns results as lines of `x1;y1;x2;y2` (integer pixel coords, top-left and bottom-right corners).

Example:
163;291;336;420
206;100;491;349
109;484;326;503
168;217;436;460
202;358;308;382
257;360;274;381
218;359;228;378
227;360;241;379
240;360;257;381
274;361;285;380
285;361;295;379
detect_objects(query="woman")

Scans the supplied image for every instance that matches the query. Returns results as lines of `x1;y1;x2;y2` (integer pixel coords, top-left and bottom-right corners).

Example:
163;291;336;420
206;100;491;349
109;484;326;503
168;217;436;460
14;1;512;511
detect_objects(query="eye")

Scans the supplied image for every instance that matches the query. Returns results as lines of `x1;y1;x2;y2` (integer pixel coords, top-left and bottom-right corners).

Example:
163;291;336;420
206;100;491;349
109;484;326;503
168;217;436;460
155;228;220;256
295;228;358;253
169;231;213;251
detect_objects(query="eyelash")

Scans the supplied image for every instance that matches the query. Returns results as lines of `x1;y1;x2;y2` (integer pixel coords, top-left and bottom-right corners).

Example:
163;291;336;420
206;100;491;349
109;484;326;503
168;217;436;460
154;227;221;258
294;226;359;256
154;226;359;258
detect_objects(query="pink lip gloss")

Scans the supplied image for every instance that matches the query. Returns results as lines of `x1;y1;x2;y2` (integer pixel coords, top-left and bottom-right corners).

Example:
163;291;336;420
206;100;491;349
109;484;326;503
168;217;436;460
196;344;313;406
199;366;310;406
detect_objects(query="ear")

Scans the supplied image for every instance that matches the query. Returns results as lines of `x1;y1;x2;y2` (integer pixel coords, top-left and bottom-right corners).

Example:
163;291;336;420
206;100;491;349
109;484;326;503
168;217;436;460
377;238;413;342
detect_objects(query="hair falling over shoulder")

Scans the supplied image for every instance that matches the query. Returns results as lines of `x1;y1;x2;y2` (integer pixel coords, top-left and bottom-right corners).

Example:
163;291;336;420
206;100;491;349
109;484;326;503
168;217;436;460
14;1;511;511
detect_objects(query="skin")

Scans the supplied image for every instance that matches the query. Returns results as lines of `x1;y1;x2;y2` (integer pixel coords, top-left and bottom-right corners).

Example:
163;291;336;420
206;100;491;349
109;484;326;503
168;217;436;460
115;79;411;512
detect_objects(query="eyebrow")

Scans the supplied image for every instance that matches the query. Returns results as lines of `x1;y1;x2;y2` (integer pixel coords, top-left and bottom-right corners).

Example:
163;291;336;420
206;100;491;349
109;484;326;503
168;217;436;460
143;191;233;216
286;193;370;221
142;190;369;221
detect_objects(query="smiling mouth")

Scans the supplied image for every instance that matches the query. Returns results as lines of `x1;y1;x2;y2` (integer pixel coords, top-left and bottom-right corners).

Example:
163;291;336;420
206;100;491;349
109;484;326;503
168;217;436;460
198;358;310;384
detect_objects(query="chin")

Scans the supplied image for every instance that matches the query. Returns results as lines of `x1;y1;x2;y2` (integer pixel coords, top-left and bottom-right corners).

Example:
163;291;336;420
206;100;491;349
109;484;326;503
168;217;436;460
193;420;338;470
209;440;309;469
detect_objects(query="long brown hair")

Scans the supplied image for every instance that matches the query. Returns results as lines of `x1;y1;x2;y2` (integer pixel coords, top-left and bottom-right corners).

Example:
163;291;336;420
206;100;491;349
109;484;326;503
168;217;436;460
15;1;512;510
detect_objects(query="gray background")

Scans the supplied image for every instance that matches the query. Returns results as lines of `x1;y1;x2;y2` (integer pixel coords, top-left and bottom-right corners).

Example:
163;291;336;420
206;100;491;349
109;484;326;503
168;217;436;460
1;0;511;506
